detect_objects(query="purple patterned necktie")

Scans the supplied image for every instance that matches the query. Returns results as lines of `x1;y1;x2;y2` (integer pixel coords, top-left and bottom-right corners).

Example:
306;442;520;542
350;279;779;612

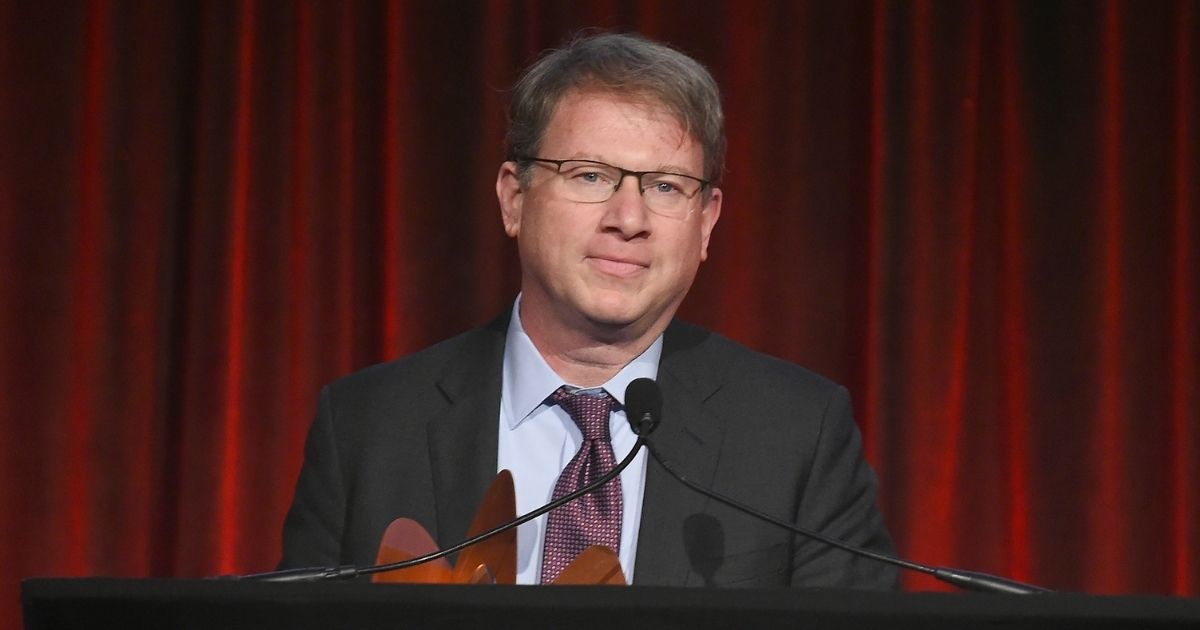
539;386;622;584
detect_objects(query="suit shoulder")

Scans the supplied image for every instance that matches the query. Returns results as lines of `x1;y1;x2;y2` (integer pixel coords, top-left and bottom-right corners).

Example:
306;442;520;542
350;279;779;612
666;320;846;402
325;323;504;401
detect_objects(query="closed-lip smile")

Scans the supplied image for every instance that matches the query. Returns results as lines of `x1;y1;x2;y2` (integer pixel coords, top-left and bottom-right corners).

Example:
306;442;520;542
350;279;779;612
587;255;649;278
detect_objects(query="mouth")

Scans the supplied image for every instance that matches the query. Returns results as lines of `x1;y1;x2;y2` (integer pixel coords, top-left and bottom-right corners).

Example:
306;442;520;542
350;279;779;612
587;256;649;278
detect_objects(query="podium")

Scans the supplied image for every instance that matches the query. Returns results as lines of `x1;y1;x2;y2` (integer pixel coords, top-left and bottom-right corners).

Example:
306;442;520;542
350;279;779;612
22;578;1200;629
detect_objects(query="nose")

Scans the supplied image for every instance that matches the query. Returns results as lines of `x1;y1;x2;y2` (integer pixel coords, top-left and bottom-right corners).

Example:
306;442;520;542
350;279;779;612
602;174;651;238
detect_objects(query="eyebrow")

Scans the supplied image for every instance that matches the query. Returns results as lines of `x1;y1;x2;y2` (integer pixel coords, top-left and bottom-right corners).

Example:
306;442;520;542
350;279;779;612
566;154;698;176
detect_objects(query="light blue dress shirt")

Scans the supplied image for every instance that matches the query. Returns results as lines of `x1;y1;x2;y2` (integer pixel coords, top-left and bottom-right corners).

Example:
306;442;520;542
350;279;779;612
498;296;660;584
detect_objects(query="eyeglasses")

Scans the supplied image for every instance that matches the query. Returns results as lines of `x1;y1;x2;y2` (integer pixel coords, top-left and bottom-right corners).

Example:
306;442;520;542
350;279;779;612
515;156;711;220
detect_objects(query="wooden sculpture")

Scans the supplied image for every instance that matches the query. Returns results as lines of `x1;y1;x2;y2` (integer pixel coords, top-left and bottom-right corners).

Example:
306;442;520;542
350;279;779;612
372;470;625;585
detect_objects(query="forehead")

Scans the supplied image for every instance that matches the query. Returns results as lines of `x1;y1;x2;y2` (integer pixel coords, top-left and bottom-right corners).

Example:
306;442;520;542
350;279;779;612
540;90;704;172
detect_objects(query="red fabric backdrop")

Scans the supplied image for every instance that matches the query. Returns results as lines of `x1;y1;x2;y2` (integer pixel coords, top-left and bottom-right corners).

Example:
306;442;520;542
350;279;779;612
2;0;1197;624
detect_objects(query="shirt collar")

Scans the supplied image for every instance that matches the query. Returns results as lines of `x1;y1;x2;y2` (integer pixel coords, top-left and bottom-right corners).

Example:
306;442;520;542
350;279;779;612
501;295;662;429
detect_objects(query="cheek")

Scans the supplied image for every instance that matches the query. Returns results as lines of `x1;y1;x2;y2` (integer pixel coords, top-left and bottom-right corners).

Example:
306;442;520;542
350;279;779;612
665;229;705;264
521;206;576;262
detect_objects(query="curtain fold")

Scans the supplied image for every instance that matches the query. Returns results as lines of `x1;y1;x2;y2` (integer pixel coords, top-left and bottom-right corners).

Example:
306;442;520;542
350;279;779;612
2;1;1197;624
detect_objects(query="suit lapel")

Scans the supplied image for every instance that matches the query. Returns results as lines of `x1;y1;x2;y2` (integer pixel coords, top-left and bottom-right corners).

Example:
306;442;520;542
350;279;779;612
632;322;728;585
426;315;509;548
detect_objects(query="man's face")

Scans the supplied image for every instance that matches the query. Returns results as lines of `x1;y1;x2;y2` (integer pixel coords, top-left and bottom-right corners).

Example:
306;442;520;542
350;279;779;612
496;90;722;341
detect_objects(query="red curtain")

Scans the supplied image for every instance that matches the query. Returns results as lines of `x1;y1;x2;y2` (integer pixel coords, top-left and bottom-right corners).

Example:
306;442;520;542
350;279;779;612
2;0;1197;623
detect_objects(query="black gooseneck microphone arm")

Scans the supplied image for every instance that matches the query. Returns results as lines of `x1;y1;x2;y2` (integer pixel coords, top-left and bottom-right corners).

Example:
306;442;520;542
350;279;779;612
242;382;661;583
243;437;646;582
644;441;1051;594
627;378;1051;595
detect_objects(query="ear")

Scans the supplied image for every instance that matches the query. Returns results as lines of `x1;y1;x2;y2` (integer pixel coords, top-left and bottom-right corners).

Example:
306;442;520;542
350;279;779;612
496;161;524;238
697;187;722;262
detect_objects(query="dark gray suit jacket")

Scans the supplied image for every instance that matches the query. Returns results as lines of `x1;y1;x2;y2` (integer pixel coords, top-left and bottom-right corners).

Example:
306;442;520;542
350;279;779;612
280;314;898;588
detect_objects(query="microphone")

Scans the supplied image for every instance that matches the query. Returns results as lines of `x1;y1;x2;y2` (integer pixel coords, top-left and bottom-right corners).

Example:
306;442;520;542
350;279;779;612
629;379;1052;595
240;380;659;583
625;377;662;435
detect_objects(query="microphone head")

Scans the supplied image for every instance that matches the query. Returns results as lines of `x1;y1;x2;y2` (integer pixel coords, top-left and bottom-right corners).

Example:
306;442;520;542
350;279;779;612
624;378;662;436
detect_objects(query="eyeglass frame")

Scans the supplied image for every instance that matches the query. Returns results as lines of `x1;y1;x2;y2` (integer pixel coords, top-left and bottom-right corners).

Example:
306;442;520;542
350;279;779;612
512;155;714;217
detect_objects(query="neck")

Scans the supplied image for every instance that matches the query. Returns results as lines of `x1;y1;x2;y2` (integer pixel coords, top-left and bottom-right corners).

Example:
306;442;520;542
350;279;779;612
518;301;666;388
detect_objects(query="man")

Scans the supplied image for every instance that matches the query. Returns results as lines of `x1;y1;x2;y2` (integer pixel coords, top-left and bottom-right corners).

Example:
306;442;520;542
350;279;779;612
280;32;897;588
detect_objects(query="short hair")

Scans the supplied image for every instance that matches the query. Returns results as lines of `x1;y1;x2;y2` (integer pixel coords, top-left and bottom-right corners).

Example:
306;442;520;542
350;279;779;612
507;32;726;185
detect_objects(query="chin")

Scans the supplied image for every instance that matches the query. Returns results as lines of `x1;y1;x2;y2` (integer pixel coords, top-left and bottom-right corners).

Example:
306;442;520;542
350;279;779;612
578;294;644;329
582;306;640;329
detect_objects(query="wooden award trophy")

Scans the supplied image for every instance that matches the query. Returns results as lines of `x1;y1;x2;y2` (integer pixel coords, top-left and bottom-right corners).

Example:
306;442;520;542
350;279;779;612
372;470;625;585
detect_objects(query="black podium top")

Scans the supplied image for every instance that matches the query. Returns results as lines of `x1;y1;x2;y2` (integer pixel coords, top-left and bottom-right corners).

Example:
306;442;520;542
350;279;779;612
21;578;1200;630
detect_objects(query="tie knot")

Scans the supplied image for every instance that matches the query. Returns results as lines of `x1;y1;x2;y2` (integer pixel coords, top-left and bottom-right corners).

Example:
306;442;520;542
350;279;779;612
551;386;615;441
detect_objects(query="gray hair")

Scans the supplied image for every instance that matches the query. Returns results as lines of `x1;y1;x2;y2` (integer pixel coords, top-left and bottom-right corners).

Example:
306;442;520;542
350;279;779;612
507;32;726;184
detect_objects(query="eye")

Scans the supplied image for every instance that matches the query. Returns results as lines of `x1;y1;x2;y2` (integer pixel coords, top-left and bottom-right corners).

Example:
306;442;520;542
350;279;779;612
562;163;616;186
644;174;692;196
651;181;680;194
